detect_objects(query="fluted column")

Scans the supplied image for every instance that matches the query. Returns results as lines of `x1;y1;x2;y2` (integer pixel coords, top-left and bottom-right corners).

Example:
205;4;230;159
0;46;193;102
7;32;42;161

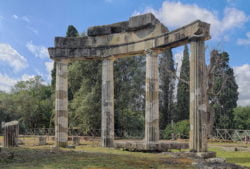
101;58;114;147
189;38;208;152
145;49;159;145
55;60;68;148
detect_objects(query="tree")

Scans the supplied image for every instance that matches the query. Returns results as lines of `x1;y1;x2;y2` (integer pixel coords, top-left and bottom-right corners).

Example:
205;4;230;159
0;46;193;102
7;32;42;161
114;56;145;137
66;25;79;37
233;106;250;129
69;60;102;133
159;49;175;129
208;50;238;129
176;45;190;121
9;76;53;130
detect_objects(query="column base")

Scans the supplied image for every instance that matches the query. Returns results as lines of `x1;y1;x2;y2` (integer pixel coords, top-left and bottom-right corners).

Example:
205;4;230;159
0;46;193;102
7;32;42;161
102;138;114;148
57;142;68;148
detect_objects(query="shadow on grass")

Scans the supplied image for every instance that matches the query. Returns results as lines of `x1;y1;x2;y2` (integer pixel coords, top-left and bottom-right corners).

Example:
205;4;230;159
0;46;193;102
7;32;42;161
0;147;195;169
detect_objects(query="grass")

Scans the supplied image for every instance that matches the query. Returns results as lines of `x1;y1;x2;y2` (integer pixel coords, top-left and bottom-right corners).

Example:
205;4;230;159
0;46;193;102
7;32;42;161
0;146;194;169
209;147;250;168
0;137;250;168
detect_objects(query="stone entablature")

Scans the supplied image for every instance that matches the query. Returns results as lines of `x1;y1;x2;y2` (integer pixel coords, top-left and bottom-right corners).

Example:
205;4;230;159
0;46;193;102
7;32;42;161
49;14;210;60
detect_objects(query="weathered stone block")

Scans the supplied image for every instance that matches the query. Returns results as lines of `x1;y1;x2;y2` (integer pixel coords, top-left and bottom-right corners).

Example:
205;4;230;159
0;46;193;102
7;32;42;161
38;136;47;145
2;121;19;148
128;13;158;30
196;151;216;159
72;136;80;146
206;158;225;163
88;26;111;36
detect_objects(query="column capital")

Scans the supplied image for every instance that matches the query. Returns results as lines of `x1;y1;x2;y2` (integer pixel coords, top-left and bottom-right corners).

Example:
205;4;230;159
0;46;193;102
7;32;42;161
189;35;205;42
103;56;116;61
144;49;158;56
55;59;70;65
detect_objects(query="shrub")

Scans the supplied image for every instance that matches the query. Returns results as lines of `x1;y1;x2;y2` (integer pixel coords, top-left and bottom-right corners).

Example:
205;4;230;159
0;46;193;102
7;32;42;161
162;120;190;139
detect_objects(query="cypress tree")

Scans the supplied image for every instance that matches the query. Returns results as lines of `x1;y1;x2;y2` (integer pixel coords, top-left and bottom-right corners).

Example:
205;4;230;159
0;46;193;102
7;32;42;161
208;50;238;129
66;25;79;37
159;49;175;129
176;45;190;121
114;56;145;137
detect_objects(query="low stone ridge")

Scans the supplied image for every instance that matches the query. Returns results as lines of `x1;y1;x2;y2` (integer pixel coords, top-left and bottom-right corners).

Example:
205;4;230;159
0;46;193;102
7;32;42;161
193;161;249;169
114;141;189;152
172;151;216;159
87;13;159;36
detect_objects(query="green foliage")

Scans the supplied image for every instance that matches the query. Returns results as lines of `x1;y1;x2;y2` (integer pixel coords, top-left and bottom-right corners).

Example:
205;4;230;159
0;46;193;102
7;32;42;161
209;50;238;129
162;120;190;139
233;106;250;129
66;25;79;37
159;49;175;129
176;45;190;121
0;76;53;131
69;60;102;133
114;56;145;136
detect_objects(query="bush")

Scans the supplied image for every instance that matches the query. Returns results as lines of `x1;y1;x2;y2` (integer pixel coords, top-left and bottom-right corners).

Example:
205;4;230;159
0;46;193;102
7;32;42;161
162;120;190;139
233;106;250;130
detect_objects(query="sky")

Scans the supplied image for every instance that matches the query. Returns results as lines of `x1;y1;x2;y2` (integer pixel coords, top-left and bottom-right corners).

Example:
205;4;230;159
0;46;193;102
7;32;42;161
0;0;249;106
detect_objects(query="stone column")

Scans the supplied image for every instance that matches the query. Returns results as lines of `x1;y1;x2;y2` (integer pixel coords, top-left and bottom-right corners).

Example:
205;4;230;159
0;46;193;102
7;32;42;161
101;58;114;147
145;49;159;145
189;38;208;152
55;60;69;148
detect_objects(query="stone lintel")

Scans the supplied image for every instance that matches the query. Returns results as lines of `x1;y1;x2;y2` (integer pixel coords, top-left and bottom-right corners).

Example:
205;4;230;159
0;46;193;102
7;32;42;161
49;19;210;60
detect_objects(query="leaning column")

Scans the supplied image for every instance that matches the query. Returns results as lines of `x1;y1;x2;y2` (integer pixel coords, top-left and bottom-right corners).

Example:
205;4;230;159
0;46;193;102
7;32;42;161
101;58;114;147
145;49;159;146
189;38;208;152
55;60;69;148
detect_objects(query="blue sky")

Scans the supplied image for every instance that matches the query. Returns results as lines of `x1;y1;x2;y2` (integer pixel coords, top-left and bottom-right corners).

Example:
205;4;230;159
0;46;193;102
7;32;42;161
0;0;249;106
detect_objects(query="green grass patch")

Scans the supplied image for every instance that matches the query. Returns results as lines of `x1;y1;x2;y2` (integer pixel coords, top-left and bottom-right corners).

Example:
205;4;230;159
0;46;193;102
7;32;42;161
209;147;250;168
0;146;194;169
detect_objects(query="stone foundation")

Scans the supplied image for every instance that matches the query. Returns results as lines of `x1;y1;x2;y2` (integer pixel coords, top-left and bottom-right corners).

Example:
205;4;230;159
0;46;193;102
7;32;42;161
114;140;188;152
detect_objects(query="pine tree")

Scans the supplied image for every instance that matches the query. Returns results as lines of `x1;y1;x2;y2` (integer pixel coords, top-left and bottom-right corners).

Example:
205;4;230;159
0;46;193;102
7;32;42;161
159;49;175;129
176;45;190;121
208;50;238;129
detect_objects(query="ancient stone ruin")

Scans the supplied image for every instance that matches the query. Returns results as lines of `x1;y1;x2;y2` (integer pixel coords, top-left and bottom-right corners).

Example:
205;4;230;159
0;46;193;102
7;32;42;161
2;121;19;147
48;13;210;153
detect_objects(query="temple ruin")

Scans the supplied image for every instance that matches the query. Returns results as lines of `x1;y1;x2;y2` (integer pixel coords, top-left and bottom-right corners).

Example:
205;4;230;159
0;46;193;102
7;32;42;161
48;13;210;152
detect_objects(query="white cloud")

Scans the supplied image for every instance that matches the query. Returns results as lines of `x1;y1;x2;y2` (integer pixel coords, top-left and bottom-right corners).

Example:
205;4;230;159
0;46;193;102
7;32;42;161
0;43;27;72
27;26;39;35
136;1;248;39
0;73;18;92
173;50;184;100
45;61;54;81
45;61;54;73
12;15;18;19
26;41;49;59
234;64;250;106
0;73;35;92
174;50;183;77
21;16;30;23
237;32;250;46
12;15;30;23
